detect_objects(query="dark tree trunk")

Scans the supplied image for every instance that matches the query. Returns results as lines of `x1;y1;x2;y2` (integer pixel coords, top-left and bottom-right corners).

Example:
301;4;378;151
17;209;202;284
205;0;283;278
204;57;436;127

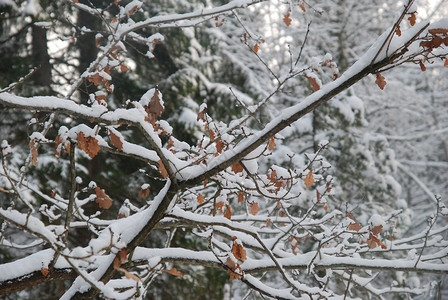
77;4;99;104
32;24;51;87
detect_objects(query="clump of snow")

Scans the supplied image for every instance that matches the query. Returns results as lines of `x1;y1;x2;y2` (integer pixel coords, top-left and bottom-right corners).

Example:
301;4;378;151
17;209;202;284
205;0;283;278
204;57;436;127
30;132;49;143
88;181;97;189
1;140;12;156
178;107;198;129
396;198;408;209
156;120;172;135
427;18;448;31
124;0;142;15
118;205;130;218
0;0;17;9
34;21;52;28
369;214;385;228
199;103;207;112
23;0;41;16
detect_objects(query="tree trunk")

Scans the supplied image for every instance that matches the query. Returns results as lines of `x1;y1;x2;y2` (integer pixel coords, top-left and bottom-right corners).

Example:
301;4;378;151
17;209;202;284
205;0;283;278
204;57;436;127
32;24;51;87
77;3;99;104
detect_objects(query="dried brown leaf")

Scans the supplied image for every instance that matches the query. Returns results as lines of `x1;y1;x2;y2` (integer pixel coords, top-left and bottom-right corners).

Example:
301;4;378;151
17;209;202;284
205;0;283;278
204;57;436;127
197;193;205;204
371;225;383;236
429;28;448;35
208;129;215;142
197;106;207;121
109;130;123;151
305;75;321;91
216;138;224;154
304;170;314;188
77;132;100;158
253;44;259;54
29;141;38;166
232;163;244;174
95;186;113;209
86;73;104;86
268;137;275;151
148;89;164;124
283;12;292;26
164;267;185;278
224;256;237;270
231;242;247;261
375;73;387;90
408;13;416;26
118;248;127;263
347;212;362;232
224;204;232;220
249;202;260;216
366;234;387;249
419;60;426;72
158;160;169;178
349;222;362;232
114;255;140;281
139;188;150;199
120;64;129;72
395;25;401;36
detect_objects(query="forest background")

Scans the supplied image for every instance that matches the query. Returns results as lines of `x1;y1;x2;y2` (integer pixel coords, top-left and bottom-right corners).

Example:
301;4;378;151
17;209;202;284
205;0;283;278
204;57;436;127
0;0;447;299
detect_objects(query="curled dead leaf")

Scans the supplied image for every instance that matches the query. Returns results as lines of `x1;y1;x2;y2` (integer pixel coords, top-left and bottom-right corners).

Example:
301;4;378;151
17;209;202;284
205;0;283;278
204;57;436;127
375;73;387;90
305;75;321;91
249;202;260;216
164;267;185;278
349;222;362;232
158;160;169;178
232;163;244;174
77;132;100;158
197;193;205;204
419;60;426;72
29;140;38;166
408;13;416;26
429;28;448;35
208;129;215;142
120;64;129;72
370;225;383;236
231;241;247;261
109;130;123;151
224;204;232;220
395;25;401;36
216;138;224;154
253;44;259;54
283;12;292;26
197;106;207;121
268;137;275;151
139;187;150;199
304;170;314;188
95;186;113;209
